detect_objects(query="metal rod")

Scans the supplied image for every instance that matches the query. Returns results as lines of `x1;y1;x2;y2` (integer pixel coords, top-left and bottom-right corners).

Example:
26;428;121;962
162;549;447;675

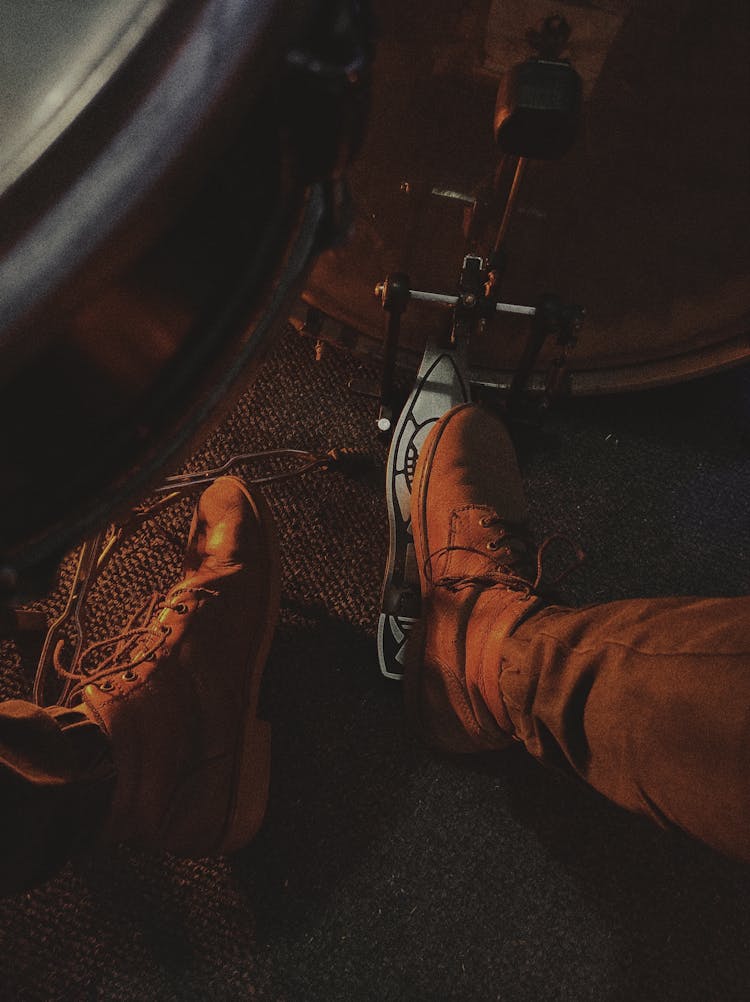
430;186;476;206
494;301;536;317
409;288;535;316
493;156;527;255
377;308;402;432
156;449;328;492
409;290;458;305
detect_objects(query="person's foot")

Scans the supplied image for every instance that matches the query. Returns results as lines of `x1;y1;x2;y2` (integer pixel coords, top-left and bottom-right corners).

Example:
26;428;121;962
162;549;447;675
68;476;280;855
406;403;544;753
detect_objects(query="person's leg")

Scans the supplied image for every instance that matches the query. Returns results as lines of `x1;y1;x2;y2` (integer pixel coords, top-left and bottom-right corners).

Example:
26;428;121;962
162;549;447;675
0;475;279;894
407;403;750;862
0;700;114;894
498;596;750;860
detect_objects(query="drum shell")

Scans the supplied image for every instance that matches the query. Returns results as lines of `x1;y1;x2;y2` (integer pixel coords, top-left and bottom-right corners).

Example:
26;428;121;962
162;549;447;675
302;0;750;395
0;0;366;581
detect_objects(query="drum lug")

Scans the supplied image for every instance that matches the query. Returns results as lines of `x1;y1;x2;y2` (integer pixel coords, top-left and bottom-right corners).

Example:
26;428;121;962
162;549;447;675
511;295;585;407
541;304;586;404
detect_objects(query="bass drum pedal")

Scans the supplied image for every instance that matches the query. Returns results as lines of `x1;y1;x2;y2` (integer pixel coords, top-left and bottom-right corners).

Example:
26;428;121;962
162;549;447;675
377;337;470;680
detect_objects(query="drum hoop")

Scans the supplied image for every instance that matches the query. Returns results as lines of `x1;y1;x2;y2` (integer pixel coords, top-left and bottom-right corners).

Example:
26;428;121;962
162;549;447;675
298;295;750;396
0;0;316;342
0;0;175;201
8;183;330;575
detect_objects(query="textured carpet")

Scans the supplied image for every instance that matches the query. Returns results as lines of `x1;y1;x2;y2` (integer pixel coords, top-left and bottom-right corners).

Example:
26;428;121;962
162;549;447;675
0;323;749;1002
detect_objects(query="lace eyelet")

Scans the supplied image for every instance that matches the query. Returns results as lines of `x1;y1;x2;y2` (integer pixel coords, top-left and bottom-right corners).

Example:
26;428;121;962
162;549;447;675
486;539;501;551
161;625;172;636
173;603;188;615
479;515;493;528
122;669;138;682
99;679;115;693
145;650;157;661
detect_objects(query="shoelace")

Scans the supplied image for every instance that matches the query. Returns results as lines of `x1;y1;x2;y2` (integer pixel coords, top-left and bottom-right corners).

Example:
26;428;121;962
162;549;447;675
54;586;218;706
424;514;585;600
33;446;364;707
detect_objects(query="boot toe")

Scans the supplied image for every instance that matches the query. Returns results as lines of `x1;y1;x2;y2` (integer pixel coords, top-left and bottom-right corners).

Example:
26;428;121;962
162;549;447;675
185;475;270;573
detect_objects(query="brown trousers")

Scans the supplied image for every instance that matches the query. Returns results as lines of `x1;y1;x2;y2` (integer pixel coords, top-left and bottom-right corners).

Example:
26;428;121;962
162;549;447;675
0;592;747;894
499;595;750;862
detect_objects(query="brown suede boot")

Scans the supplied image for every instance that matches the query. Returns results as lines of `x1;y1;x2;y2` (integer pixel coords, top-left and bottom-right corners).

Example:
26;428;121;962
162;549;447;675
67;475;280;856
406;403;546;754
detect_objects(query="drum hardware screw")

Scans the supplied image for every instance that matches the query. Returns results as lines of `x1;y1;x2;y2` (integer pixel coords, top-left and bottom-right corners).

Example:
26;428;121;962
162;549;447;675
314;339;326;362
400;181;410;193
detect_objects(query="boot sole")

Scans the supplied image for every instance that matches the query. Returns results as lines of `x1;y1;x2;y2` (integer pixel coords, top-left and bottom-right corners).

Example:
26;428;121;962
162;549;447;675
403;404;473;749
215;477;281;854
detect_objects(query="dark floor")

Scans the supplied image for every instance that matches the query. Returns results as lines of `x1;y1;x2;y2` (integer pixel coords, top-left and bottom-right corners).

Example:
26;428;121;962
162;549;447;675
1;324;749;1002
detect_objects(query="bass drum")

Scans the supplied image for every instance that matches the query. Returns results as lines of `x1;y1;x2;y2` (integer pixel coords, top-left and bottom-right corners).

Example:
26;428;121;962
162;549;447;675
0;0;370;585
302;0;750;395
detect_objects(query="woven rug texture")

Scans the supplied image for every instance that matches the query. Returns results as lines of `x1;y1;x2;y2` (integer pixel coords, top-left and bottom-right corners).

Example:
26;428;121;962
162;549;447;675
0;324;749;1002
